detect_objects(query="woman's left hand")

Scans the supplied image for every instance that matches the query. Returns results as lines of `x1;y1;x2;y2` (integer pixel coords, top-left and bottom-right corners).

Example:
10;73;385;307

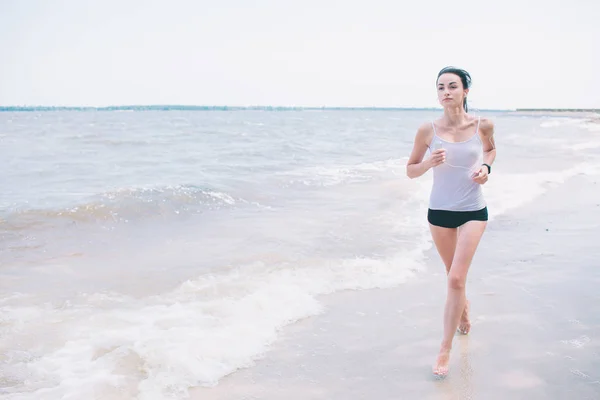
472;166;489;185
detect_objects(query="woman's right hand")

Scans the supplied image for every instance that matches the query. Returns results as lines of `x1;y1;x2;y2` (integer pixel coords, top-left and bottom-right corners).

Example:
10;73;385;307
426;149;446;168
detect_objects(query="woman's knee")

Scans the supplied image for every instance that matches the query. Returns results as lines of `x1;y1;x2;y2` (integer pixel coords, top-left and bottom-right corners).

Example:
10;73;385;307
447;272;466;290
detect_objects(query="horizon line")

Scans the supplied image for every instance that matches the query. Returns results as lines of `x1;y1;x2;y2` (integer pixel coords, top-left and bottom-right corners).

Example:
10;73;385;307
0;105;598;113
1;104;513;112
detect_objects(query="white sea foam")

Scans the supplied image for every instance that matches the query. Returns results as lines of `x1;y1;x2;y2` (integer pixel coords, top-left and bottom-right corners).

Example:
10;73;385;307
204;191;236;205
569;141;600;151
539;117;584;128
282;159;405;186
484;162;598;218
539;116;600;132
1;248;428;400
578;121;600;132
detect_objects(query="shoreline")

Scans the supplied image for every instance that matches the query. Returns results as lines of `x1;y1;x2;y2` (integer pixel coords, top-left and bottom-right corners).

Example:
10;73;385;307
1;106;597;114
507;110;600;119
191;172;600;400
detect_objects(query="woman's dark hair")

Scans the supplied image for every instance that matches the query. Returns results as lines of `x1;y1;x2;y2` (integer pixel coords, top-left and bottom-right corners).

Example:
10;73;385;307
436;66;472;112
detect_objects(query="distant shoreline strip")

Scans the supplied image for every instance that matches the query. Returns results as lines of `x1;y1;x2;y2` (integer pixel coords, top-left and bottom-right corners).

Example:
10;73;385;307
0;106;597;113
515;108;600;112
0;105;496;112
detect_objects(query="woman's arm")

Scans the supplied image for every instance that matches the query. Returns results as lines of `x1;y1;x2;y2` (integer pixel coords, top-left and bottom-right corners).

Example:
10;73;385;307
480;118;496;168
406;123;445;179
472;118;496;184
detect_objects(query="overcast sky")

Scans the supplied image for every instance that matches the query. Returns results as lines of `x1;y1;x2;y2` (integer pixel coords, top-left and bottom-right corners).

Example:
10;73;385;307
1;0;598;109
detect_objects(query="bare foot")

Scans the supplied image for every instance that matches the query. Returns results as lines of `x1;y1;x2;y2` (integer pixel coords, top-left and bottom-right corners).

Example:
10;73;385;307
432;347;451;377
458;300;471;335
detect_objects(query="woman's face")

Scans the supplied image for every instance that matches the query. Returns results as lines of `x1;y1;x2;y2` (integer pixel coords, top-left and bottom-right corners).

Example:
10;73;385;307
437;73;468;108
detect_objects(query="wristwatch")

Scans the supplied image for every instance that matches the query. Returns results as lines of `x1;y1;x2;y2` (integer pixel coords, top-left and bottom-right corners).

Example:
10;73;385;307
482;163;491;174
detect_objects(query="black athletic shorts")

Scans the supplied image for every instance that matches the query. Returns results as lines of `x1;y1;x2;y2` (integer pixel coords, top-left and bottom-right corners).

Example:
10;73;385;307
427;207;488;229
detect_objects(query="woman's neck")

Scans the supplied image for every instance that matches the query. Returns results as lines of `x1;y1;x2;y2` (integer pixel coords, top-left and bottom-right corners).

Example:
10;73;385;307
442;107;468;126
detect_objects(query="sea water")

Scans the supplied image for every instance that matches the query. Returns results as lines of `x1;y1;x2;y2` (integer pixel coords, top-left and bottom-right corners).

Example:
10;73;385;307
1;110;599;399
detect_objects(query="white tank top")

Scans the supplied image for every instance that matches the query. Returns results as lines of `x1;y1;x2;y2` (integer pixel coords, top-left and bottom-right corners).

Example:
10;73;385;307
428;117;486;211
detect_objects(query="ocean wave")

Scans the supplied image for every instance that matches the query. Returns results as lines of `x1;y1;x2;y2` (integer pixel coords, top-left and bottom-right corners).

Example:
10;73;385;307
0;246;430;399
484;161;600;218
0;179;434;399
578;119;600;132
1;186;251;231
539;116;600;132
281;159;404;187
539;117;584;128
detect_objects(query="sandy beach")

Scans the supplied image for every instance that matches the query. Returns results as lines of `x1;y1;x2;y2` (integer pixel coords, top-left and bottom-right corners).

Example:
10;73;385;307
191;173;600;400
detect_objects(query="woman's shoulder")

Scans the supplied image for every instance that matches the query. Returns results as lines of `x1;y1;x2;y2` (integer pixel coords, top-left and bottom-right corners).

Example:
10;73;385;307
476;116;495;136
416;121;435;134
414;121;435;142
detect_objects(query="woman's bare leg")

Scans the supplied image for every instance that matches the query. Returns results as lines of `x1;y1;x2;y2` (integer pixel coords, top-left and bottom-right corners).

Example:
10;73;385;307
429;224;457;271
429;225;470;334
433;220;487;376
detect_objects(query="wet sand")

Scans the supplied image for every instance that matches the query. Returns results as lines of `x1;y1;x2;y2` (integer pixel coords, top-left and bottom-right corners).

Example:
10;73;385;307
191;173;600;400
